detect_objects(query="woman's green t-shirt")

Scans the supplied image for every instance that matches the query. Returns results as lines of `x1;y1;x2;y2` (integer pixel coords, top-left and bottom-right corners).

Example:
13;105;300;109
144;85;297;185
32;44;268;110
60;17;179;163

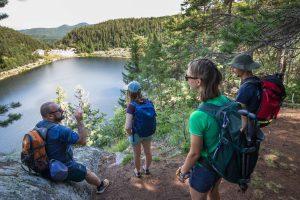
188;95;231;165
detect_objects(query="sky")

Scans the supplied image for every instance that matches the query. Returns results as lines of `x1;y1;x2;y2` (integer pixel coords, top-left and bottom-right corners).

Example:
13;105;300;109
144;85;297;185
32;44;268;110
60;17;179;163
0;0;183;30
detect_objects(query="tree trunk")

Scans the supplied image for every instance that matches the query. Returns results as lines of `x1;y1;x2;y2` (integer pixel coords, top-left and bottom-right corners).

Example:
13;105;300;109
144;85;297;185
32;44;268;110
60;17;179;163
279;48;287;78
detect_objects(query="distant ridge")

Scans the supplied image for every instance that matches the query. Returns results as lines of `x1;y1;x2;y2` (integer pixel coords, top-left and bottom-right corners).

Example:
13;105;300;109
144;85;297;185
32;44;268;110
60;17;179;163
19;22;89;43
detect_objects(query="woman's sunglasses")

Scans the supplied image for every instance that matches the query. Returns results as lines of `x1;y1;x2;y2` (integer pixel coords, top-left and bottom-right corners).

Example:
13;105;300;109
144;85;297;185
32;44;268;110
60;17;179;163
185;75;199;81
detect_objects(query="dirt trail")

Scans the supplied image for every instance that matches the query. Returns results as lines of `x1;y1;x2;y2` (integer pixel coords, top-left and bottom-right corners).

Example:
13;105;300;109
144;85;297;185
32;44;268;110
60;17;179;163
93;108;300;200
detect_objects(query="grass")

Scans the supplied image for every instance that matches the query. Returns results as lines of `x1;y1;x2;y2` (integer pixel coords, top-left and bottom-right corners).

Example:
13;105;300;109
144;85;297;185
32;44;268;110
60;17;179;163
153;156;161;162
109;139;129;153
264;153;279;167
266;181;283;193
253;189;264;199
251;173;264;189
264;148;286;168
122;154;133;166
270;149;283;157
278;162;289;170
181;141;190;154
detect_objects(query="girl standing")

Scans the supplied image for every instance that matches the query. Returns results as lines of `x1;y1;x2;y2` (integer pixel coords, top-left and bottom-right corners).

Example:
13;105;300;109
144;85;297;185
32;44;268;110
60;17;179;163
125;81;156;178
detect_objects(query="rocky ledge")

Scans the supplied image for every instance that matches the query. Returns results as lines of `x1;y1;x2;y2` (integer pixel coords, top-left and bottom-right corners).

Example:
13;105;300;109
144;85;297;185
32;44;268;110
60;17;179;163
0;146;113;200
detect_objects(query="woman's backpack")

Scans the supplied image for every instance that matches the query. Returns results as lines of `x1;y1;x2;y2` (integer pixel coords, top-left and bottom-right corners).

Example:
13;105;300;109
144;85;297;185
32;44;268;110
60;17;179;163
131;99;156;138
198;100;264;191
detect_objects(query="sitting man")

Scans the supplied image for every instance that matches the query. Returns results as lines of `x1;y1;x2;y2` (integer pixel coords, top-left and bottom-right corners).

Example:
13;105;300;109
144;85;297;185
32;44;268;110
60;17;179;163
37;102;109;194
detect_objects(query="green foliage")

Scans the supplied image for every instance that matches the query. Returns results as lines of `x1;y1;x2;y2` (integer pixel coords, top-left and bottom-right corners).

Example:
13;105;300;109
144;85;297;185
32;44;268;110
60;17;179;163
35;0;300;154
54;86;108;146
54;86;127;147
0;0;8;20
153;156;161;162
109;139;129;153
0;102;22;127
0;104;8;114
10;102;21;108
108;0;300;152
181;140;191;154
0;26;48;71
61;17;169;53
122;154;133;166
0;113;22;127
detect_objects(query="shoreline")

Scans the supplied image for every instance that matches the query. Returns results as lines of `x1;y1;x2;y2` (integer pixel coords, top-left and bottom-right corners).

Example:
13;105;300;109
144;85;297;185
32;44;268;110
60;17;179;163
0;48;130;81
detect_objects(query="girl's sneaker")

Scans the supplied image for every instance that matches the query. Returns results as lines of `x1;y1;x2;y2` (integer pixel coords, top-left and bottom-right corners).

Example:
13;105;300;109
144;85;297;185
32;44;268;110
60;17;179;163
143;167;150;175
134;168;142;178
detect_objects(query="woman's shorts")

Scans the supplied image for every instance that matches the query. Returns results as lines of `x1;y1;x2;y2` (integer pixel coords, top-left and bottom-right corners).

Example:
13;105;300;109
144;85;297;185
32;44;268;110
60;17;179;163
189;164;220;193
128;134;152;146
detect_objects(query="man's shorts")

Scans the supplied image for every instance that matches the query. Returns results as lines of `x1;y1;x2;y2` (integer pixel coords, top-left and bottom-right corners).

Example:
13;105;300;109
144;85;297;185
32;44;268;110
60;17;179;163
65;161;87;182
128;134;152;146
189;164;220;193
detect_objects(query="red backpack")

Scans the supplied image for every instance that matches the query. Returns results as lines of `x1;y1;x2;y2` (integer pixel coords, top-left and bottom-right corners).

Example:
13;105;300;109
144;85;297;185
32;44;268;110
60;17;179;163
251;73;286;127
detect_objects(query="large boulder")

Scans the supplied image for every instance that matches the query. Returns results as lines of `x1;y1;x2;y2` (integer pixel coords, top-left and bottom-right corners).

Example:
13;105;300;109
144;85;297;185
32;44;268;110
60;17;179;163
0;146;112;200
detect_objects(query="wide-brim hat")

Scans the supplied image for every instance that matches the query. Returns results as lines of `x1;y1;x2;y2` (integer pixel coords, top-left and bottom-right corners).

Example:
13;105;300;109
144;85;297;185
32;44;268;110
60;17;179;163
229;53;261;71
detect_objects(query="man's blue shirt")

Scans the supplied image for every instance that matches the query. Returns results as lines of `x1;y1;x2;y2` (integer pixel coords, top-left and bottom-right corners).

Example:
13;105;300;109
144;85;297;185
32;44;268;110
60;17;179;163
36;120;79;164
236;76;261;113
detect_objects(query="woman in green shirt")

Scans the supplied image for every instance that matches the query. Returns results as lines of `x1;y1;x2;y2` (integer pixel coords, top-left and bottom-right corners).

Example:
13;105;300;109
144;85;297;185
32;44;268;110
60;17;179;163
177;58;230;200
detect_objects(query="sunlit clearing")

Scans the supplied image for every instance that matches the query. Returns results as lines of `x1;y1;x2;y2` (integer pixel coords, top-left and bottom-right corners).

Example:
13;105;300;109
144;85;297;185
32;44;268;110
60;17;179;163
264;154;279;162
132;182;157;192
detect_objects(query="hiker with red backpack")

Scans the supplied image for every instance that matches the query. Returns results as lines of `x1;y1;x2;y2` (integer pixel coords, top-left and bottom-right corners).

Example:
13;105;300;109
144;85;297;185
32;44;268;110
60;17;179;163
229;53;286;128
125;81;156;178
21;102;109;194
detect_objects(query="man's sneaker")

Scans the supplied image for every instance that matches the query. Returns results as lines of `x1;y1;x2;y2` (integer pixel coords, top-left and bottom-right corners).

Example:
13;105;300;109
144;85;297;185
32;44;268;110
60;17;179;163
134;168;142;178
96;179;110;194
143;167;150;175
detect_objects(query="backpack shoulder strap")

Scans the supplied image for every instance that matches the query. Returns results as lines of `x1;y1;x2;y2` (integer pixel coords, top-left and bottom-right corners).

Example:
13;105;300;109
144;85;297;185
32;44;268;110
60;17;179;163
243;79;262;89
34;122;57;140
198;103;220;118
198;101;239;125
198;101;234;119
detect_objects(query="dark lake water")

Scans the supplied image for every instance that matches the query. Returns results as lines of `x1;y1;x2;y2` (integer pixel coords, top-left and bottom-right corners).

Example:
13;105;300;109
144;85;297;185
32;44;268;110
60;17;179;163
0;57;126;153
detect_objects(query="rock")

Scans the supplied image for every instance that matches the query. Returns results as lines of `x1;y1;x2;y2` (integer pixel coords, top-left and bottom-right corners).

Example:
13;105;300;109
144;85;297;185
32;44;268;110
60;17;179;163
0;146;112;200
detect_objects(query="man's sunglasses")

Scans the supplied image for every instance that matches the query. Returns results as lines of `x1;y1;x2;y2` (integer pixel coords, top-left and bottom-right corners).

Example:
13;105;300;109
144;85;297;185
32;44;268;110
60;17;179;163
185;75;199;81
50;107;63;114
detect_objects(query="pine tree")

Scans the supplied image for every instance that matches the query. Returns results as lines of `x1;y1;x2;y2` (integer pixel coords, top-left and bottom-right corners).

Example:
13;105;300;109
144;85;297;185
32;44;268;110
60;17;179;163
0;0;8;20
0;0;23;127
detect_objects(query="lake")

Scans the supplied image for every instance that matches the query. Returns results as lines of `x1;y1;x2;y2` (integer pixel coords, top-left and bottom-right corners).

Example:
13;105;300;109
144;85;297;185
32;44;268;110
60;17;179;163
0;57;126;153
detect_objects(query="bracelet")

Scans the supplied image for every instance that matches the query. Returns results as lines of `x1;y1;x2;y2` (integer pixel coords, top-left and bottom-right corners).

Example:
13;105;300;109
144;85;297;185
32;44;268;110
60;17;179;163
177;168;190;182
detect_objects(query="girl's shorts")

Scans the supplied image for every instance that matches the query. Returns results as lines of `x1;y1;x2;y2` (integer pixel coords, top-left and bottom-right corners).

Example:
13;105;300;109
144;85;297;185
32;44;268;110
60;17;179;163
128;134;152;146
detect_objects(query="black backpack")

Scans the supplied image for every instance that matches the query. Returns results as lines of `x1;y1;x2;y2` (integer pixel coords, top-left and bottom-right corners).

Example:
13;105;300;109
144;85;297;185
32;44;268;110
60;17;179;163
199;100;265;191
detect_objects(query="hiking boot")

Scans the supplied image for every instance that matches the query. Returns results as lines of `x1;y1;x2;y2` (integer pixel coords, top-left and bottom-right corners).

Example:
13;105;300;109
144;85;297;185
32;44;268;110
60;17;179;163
134;168;142;178
96;179;110;194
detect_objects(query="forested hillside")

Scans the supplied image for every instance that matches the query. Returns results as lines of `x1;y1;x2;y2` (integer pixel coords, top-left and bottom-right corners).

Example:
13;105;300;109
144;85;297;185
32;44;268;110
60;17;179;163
0;26;48;71
19;23;89;43
60;17;169;52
